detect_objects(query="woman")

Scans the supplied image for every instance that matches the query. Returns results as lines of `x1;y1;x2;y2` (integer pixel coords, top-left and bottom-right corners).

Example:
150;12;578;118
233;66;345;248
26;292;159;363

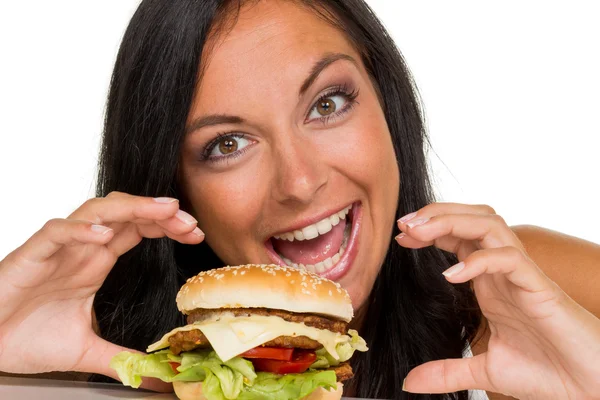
0;1;598;399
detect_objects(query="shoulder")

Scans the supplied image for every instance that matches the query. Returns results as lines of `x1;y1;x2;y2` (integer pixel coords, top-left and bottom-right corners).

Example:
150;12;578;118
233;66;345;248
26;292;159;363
511;224;600;317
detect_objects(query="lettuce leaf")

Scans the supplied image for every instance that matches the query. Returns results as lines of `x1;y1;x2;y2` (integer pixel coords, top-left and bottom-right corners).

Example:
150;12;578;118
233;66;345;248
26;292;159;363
236;370;337;400
310;329;368;369
109;351;176;388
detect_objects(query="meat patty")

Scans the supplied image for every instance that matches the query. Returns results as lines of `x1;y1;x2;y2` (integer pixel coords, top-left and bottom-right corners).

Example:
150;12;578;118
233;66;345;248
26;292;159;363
186;308;348;334
330;362;354;382
168;329;322;355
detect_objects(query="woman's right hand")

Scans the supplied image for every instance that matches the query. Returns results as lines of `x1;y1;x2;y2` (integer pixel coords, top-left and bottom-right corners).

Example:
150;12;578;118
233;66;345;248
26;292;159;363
0;192;204;384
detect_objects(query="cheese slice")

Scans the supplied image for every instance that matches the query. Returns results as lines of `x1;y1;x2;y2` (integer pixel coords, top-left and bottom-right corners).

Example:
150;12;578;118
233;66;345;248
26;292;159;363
147;313;349;362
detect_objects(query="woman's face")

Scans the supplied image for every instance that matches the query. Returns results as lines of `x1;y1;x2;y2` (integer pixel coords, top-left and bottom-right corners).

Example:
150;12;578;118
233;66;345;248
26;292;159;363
180;0;399;311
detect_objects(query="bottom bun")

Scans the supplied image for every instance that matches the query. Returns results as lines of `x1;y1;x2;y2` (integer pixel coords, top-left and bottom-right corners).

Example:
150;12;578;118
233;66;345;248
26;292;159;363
172;381;343;400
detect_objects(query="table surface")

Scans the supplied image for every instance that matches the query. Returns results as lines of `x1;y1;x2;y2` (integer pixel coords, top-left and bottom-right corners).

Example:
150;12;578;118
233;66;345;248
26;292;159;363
0;377;366;400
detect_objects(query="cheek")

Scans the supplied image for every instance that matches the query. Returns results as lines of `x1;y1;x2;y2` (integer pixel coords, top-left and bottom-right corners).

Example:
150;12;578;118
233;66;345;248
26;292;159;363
180;163;265;262
324;107;398;195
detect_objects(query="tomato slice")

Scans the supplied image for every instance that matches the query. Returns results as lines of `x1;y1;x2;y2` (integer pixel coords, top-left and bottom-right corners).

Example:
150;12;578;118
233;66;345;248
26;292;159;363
169;362;181;373
251;350;317;374
241;347;294;361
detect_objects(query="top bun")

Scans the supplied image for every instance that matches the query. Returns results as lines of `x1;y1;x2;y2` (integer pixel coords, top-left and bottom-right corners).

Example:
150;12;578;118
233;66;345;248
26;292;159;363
176;264;354;322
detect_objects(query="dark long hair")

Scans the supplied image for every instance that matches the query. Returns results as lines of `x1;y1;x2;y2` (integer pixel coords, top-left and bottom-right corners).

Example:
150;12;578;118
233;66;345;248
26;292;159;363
93;1;481;399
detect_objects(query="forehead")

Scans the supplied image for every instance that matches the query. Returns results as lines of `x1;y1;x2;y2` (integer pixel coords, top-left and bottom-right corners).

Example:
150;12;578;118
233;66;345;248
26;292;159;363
192;1;359;114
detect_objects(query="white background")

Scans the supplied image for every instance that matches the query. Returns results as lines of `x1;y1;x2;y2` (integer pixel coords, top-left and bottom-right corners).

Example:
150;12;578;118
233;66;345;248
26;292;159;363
0;1;598;259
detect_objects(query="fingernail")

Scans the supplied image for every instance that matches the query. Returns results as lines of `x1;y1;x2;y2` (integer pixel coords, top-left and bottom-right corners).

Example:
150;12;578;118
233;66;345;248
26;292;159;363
406;217;429;229
192;227;205;237
443;262;465;277
395;233;406;242
153;197;178;203
398;212;417;223
91;224;112;235
176;210;197;225
402;378;407;392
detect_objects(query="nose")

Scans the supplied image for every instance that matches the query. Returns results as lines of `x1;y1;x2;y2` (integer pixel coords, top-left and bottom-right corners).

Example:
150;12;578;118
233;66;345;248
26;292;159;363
271;135;328;206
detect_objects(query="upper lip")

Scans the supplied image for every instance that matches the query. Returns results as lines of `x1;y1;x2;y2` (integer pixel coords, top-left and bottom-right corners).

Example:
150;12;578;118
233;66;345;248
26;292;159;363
266;202;355;240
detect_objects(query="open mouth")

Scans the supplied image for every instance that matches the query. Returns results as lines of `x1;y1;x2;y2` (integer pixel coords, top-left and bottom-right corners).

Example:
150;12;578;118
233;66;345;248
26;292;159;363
265;202;361;279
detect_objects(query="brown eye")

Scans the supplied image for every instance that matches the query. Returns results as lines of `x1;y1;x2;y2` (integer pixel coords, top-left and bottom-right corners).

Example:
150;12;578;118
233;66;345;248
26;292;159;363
218;137;238;154
205;134;254;160
316;98;337;116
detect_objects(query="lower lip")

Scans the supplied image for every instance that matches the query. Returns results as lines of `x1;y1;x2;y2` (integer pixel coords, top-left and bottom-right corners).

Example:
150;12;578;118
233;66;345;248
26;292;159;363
264;203;362;281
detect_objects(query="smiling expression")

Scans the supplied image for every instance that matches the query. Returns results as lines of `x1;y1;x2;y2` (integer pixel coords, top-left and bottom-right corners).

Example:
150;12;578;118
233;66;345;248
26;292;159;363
179;0;400;311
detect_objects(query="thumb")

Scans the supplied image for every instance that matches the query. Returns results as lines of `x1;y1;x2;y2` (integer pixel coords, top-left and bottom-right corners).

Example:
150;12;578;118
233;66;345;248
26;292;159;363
78;335;173;393
403;354;491;394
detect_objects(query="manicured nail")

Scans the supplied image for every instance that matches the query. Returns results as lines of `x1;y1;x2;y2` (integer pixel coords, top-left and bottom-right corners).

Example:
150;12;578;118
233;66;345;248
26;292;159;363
443;262;465;277
153;197;178;203
395;233;406;242
398;212;417;223
406;217;429;229
192;227;205;237
91;224;112;235
176;210;197;225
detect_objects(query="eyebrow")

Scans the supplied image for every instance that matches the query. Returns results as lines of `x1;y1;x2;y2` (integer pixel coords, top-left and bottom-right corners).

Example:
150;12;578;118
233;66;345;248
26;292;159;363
186;53;357;134
185;114;245;134
299;53;358;96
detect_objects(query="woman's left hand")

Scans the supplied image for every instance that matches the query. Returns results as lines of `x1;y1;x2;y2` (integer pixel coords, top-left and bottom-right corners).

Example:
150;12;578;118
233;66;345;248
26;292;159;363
396;203;600;399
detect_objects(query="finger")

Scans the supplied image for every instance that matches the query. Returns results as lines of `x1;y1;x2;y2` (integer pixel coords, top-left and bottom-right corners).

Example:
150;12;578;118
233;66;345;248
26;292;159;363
155;210;200;236
403;354;493;394
107;223;204;256
395;231;479;261
442;247;549;293
11;219;115;263
78;336;173;393
394;232;429;248
136;223;205;244
69;192;180;225
398;213;524;252
397;202;497;229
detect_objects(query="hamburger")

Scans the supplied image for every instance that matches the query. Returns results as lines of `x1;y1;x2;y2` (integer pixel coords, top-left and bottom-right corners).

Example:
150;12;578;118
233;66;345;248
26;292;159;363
110;264;368;400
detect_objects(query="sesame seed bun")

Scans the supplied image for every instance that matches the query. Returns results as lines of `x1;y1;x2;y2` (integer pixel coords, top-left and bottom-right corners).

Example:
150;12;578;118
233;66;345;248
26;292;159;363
172;381;343;400
176;264;354;322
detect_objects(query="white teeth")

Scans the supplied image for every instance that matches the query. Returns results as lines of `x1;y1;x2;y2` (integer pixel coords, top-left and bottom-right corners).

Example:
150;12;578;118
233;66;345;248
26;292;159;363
316;218;333;235
279;222;350;273
314;261;325;273
332;253;340;264
275;205;353;273
304;263;316;273
302;225;319;240
330;213;340;226
273;205;352;243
